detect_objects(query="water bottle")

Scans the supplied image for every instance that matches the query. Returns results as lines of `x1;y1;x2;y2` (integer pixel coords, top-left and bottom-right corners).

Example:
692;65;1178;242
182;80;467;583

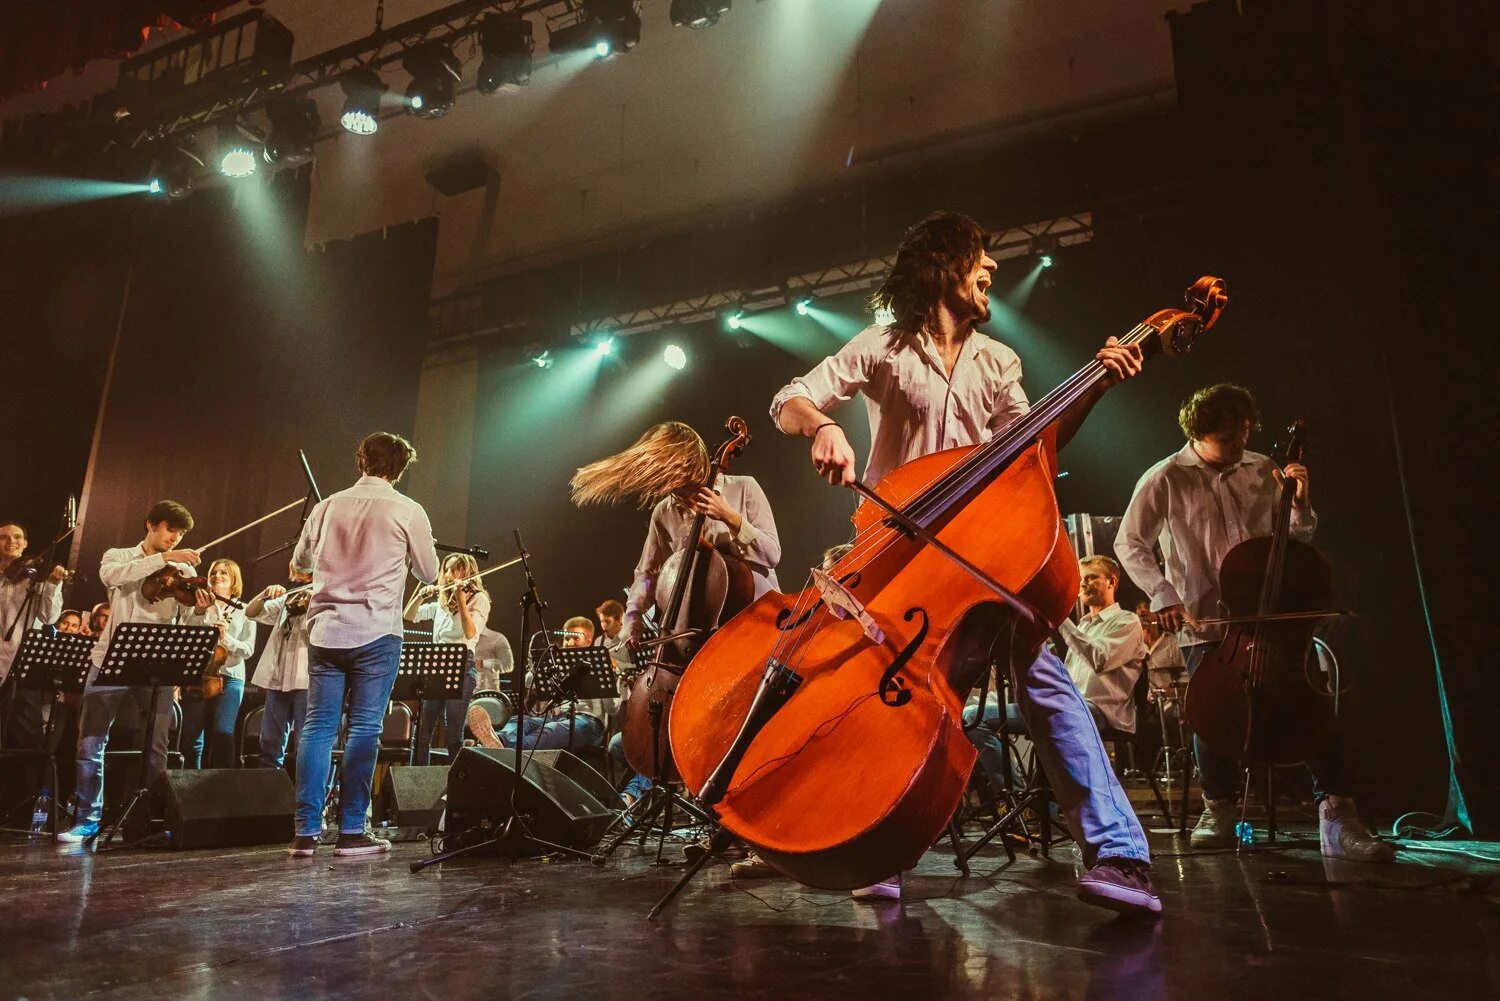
1235;820;1255;846
30;789;52;835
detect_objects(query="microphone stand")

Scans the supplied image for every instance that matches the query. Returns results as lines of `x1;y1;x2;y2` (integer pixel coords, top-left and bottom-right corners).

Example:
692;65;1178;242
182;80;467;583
410;530;590;873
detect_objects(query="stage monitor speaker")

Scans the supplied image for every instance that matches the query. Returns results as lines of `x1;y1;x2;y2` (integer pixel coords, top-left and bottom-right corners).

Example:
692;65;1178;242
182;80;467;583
380;764;449;832
151;768;294;849
446;747;613;851
527;749;618;807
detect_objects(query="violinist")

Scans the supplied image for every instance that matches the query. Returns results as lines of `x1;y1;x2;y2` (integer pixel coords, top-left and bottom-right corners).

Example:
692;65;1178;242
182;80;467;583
770;211;1157;911
179;559;256;769
59;500;207;844
56;610;86;635
594;599;631;682
245;563;315;771
1115;384;1393;862
0;520;65;790
405;553;490;765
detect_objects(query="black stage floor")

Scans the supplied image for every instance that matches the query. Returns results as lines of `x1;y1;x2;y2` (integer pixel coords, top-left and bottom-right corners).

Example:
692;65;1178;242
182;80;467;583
1;826;1496;1001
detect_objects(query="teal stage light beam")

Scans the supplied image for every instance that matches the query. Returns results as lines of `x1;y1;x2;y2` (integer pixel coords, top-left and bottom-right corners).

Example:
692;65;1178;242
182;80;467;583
0;173;153;218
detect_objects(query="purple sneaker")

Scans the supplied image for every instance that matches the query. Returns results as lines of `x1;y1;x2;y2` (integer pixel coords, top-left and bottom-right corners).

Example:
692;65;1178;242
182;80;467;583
1077;857;1162;915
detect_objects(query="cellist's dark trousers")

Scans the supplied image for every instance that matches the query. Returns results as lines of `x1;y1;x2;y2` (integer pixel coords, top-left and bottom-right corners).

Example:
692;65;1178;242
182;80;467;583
1183;645;1351;801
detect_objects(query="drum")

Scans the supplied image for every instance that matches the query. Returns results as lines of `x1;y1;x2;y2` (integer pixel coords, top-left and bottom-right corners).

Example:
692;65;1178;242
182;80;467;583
466;690;513;735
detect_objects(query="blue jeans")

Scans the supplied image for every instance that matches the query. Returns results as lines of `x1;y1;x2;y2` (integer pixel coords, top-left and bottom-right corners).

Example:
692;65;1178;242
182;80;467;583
499;712;606;751
178;678;245;769
259;689;308;770
1183;644;1348;802
295;635;401;837
73;686;174;826
414;656;477;765
1011;647;1149;867
608;730;653;802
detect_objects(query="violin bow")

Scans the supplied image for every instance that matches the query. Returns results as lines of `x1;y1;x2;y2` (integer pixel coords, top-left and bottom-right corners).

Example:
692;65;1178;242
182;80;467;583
194;499;305;557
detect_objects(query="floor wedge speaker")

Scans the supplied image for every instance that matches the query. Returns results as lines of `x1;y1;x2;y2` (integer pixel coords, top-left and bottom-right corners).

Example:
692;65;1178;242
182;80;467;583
381;764;449;832
526;749;618;807
151;768;294;849
446;747;613;851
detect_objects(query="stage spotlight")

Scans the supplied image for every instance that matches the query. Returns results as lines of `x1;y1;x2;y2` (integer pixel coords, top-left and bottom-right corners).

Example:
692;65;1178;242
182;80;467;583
147;145;203;200
726;309;744;330
670;0;730;29
340;67;388;135
532;349;554;369
403;43;461;119
263;96;319;166
594;336;615;357
478;13;534;94
549;0;641;58
663;344;687;370
216;124;258;179
874;305;895;326
1039;254;1054;269
795;297;812;316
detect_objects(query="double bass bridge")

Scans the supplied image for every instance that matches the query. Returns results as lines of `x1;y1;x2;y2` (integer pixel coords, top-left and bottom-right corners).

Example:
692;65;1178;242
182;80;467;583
809;567;885;644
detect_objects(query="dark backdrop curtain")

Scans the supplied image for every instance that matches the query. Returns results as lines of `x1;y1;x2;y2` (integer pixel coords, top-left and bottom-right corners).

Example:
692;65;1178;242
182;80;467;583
63;172;438;611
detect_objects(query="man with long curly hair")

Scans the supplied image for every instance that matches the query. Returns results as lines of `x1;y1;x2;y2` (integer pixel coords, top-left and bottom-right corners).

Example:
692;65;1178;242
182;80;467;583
769;211;1159;913
1115;383;1393;862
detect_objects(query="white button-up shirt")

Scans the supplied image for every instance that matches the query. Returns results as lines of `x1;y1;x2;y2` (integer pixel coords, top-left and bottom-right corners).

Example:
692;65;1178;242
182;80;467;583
1058;602;1148;733
769;324;1030;486
292;475;440;650
184;603;257;681
414;590;491;651
246;590;313;692
1115;443;1317;648
474;628;514;691
89;544;198;686
0;576;63;683
623;474;782;637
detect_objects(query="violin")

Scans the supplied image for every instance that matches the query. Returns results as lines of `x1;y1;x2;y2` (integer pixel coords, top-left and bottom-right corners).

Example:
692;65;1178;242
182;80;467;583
447;580;480;614
140;565;215;607
3;555;86;585
188;596;239;700
620;417;755;781
668;278;1226;889
1185;419;1337;765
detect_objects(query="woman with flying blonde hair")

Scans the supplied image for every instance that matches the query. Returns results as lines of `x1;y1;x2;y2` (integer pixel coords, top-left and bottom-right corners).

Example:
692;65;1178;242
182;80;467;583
572;420;783;803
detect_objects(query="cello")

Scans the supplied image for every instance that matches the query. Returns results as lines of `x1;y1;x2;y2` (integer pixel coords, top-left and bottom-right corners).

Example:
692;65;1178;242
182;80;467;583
1185;419;1338;765
669;278;1227;890
620;417;756;780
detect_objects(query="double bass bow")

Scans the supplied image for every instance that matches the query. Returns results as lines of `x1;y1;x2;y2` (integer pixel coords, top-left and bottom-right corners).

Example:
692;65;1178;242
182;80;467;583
1185;419;1340;765
668;278;1227;890
620;417;755;781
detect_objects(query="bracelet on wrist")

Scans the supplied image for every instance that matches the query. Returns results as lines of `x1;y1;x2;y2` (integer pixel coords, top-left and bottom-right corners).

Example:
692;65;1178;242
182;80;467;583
813;421;840;438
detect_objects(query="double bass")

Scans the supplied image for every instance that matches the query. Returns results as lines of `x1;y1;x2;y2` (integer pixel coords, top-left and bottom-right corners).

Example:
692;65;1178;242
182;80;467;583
1186;419;1337;765
669;278;1227;889
620;417;756;780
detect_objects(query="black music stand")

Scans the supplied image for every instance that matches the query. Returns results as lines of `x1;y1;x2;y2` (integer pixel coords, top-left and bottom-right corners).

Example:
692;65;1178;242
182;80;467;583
391;643;469;701
91;622;218;850
531;646;616;751
2;632;94;838
394;643;469;766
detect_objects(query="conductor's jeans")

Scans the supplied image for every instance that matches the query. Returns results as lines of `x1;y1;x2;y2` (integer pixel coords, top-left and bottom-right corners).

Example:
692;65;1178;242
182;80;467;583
295;635;402;838
1183;644;1350;803
74;685;174;826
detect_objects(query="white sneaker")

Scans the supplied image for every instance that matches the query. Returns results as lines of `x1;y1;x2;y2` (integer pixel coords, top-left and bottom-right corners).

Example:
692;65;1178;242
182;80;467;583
1319;796;1395;863
1189;797;1236;849
851;873;901;901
